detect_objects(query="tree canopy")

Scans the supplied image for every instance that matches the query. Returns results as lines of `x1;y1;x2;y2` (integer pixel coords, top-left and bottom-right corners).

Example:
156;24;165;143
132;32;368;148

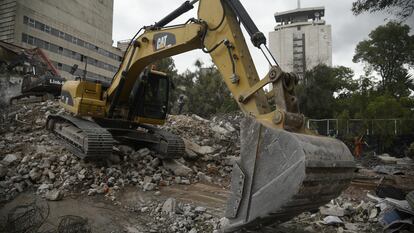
353;21;414;97
352;0;414;20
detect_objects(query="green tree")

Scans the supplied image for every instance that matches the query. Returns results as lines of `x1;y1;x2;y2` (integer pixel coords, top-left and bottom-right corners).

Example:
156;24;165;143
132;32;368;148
186;61;238;117
353;22;414;96
352;0;414;20
297;64;357;119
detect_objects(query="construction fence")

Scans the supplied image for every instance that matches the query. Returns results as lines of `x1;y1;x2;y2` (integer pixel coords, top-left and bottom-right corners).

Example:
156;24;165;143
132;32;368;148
306;118;414;137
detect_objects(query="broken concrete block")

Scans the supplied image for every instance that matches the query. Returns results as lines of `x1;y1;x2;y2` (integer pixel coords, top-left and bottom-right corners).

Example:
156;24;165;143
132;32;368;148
162;197;177;214
183;139;215;155
143;182;156;191
137;148;150;157
195;206;206;213
211;125;230;136
224;122;236;132
45;189;63;201
3;154;18;165
320;205;345;217
0;165;7;178
29;168;41;181
163;159;192;176
185;148;198;159
322;216;343;225
197;172;212;183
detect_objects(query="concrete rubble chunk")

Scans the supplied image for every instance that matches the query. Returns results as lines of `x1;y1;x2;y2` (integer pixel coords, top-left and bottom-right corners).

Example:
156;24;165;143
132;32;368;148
38;183;49;192
197;172;212;183
3;154;18;165
138;148;150;157
183;139;215;155
224;156;238;166
14;183;24;192
192;114;210;123
45;189;63;201
211;125;230;136
184;148;198;159
224;122;236;132
162;198;177;214
29;168;41;181
322;216;343;225
0;165;7;178
320;205;345;217
163;159;193;176
194;206;206;213
344;223;359;231
143;182;156;191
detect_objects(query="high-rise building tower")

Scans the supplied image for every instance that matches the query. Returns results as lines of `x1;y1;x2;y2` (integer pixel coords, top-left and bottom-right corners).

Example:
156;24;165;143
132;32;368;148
0;0;123;81
269;3;332;79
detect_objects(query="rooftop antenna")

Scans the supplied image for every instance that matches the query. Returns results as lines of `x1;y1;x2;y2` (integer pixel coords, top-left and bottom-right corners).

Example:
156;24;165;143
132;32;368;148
297;0;301;9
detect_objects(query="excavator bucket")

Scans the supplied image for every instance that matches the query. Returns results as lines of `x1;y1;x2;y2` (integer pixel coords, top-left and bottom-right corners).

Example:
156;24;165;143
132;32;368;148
223;117;355;232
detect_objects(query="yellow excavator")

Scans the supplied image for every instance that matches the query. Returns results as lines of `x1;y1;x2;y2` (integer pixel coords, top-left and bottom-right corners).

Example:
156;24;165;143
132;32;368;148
46;0;355;231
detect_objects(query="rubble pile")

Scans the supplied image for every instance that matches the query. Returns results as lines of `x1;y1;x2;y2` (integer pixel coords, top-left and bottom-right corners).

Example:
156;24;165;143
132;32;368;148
125;197;221;233
0;102;242;203
1;100;413;232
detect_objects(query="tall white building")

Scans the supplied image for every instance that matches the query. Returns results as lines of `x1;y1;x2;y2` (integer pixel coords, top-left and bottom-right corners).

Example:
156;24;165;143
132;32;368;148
269;6;332;79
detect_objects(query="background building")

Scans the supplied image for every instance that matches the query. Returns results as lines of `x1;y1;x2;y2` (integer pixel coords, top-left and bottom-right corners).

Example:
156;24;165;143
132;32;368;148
0;0;123;81
269;4;332;79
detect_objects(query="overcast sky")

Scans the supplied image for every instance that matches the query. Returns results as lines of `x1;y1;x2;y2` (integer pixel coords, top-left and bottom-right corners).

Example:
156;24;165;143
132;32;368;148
113;0;413;78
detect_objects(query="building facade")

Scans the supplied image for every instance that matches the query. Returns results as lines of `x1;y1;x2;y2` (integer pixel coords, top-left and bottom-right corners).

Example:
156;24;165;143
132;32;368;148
0;0;123;81
269;7;332;79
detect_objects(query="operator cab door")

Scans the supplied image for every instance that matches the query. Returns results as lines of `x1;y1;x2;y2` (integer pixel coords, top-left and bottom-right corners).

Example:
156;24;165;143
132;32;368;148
129;70;169;122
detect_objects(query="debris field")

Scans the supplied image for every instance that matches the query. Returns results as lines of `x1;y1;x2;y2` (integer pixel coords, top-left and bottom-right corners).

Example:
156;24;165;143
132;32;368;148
1;101;414;233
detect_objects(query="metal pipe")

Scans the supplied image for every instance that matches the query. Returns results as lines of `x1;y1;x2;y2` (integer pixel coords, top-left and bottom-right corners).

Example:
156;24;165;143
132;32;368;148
153;0;199;28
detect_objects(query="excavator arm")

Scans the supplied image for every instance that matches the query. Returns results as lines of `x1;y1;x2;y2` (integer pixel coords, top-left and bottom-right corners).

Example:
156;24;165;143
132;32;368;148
58;0;356;231
106;0;302;132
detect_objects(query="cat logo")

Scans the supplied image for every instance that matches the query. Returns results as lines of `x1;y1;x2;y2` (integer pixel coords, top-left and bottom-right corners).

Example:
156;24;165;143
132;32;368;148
153;33;176;51
49;79;64;85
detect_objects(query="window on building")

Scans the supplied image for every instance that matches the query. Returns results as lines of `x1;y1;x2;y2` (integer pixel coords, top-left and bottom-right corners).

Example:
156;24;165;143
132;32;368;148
44;25;51;33
23;16;28;24
28;35;35;45
63;48;71;57
21;33;27;43
28;18;35;27
64;33;72;42
77;39;84;47
52;28;59;37
57;63;63;69
35;21;45;31
72;37;77;44
59;31;65;39
58;46;63;54
50;44;58;53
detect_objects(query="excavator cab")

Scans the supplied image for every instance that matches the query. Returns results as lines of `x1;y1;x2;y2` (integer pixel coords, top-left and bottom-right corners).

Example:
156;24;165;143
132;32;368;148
129;70;170;124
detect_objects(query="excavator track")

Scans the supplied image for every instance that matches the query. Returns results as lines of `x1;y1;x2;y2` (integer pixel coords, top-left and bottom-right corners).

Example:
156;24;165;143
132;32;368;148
46;115;114;160
105;123;185;159
149;127;186;159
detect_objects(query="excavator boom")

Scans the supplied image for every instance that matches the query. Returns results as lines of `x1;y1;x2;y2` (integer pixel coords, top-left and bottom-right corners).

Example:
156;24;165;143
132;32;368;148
55;0;355;231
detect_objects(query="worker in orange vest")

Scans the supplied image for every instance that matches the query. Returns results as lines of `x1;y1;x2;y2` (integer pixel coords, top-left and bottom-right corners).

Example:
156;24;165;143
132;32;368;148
354;135;367;158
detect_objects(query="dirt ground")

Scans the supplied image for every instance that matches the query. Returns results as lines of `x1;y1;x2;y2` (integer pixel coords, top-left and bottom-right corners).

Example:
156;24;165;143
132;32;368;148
0;183;229;233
